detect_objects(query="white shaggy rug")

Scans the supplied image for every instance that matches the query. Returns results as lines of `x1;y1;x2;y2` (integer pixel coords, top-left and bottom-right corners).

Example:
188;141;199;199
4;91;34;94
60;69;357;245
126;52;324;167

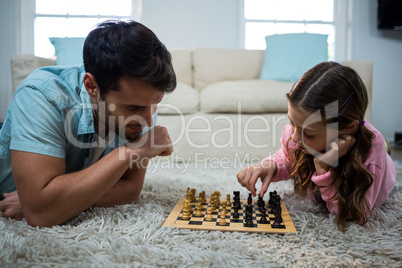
1;160;402;267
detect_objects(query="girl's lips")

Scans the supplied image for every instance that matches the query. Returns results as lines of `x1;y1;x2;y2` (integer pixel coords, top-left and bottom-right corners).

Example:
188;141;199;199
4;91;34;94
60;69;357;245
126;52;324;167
298;144;306;150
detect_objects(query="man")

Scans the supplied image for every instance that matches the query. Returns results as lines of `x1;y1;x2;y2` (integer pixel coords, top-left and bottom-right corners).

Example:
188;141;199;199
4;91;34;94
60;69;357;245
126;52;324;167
0;20;176;227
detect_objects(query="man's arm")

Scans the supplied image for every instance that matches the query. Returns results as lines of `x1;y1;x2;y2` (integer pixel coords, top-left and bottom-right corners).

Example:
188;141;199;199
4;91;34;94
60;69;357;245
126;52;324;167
92;158;149;207
12;126;172;227
12;147;131;227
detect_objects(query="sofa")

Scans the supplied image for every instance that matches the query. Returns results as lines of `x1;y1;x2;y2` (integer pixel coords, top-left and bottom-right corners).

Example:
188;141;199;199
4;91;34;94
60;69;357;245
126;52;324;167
10;48;373;163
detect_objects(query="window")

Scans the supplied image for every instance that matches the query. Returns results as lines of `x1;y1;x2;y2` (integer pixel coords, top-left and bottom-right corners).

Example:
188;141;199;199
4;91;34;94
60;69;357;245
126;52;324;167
34;0;137;58
243;0;336;60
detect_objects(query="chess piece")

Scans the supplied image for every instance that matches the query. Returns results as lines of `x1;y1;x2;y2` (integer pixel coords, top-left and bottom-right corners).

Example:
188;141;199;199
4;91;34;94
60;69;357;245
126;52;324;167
210;194;216;210
201;191;206;203
205;207;213;221
260;206;266;214
257;195;264;208
194;208;203;217
260;214;268;224
214;193;220;208
247;193;252;205
191;188;196;202
233;209;240;219
194;199;203;217
181;200;191;220
221;201;227;215
269;191;277;205
196;198;203;210
219;210;227;226
245;216;254;227
226;194;230;206
186;187;192;202
272;220;281;228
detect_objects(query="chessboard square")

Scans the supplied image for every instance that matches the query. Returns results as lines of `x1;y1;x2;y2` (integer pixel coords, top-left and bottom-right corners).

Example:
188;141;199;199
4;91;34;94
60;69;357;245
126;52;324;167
230;222;244;228
230;219;243;223
215;222;230;227
188;221;203;225
257;220;270;224
212;212;219;215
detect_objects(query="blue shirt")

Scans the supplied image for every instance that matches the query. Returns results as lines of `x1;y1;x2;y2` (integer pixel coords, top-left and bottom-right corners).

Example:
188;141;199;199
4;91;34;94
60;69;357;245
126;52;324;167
0;64;156;198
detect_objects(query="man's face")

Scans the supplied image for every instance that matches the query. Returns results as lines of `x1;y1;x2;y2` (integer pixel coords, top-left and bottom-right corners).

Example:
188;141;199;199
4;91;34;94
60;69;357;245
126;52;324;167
94;76;164;141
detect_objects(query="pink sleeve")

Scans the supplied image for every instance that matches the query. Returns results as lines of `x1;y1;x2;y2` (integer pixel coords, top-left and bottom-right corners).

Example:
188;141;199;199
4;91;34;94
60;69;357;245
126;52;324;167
311;170;339;214
312;154;396;222
364;155;395;210
262;124;295;182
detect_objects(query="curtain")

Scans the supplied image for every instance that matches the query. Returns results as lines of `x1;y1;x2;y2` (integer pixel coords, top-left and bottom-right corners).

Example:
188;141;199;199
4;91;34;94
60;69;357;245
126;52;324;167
0;0;19;122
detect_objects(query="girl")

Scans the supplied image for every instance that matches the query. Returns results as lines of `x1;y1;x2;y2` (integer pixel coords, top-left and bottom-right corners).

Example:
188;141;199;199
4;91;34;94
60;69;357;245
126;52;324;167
237;61;396;231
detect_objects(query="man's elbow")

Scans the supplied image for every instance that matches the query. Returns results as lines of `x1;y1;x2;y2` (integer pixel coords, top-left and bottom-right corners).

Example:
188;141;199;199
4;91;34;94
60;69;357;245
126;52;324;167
24;211;56;228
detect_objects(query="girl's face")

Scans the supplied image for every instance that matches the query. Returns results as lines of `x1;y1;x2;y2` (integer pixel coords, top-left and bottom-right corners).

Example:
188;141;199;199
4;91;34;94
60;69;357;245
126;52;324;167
287;103;339;154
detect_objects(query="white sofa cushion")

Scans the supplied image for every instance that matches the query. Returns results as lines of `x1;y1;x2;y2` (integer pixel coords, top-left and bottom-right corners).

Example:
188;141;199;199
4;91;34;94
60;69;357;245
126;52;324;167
11;55;56;93
170;49;193;87
158;83;199;115
200;79;293;113
193;48;264;90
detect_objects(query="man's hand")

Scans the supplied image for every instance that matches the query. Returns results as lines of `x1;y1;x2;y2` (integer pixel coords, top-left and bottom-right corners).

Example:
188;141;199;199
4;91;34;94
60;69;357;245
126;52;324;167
0;191;24;220
314;134;356;175
126;125;173;160
237;161;278;197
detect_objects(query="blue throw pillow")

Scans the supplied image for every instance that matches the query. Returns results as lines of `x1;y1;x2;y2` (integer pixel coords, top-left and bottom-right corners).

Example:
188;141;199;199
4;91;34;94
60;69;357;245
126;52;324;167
49;37;86;66
259;33;328;82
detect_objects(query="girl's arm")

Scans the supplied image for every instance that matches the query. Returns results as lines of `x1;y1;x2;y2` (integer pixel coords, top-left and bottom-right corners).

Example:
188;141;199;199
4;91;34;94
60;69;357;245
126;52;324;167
263;124;294;182
312;157;395;222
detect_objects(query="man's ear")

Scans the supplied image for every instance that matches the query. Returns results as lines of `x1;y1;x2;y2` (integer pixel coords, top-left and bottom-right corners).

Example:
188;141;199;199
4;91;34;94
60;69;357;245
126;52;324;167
83;73;99;98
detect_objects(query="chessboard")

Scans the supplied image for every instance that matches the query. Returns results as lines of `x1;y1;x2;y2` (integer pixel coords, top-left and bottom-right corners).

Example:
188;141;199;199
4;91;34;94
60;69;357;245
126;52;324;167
162;189;297;234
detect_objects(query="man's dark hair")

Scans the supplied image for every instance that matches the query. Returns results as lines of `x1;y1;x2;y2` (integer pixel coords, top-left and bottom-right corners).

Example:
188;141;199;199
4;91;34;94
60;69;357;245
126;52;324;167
83;20;176;97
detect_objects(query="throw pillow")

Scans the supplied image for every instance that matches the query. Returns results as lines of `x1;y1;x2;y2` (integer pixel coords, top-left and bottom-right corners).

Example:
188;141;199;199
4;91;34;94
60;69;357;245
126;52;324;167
259;33;328;82
49;37;86;66
200;79;293;113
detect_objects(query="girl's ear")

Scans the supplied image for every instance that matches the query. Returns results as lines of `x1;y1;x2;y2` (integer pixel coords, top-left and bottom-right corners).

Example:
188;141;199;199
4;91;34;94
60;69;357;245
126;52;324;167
341;120;359;135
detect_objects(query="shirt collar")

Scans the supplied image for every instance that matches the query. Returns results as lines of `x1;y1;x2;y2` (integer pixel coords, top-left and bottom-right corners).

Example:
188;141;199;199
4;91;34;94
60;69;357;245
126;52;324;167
77;75;95;136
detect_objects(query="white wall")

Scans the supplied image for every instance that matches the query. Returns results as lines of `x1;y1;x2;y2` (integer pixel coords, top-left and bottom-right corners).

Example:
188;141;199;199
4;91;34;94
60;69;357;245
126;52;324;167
350;0;402;140
141;0;241;49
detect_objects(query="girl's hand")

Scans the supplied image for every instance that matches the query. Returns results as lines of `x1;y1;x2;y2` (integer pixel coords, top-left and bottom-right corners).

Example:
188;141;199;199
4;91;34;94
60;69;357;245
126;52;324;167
314;134;356;175
237;161;278;197
0;191;24;220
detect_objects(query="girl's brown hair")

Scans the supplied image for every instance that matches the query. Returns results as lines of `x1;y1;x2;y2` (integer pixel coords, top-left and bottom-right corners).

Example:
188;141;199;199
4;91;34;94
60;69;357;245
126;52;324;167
287;61;375;231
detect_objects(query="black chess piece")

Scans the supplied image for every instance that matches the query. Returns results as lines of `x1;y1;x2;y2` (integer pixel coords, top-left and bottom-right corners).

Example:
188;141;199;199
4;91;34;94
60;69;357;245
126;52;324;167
260;214;268;224
260;206;266;214
274;210;283;223
272;220;281;228
257;195;264;207
247;193;252;205
245;217;254;227
233;208;240;219
246;204;253;214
